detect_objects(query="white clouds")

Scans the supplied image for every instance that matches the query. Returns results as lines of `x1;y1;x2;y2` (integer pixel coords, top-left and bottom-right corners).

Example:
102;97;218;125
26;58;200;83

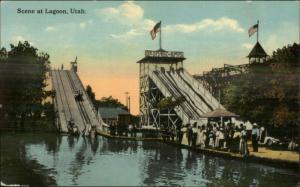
97;2;155;40
142;19;156;30
164;17;245;34
45;26;57;32
111;29;143;39
97;2;244;41
119;1;143;20
242;43;253;49
80;20;93;29
110;19;155;40
11;35;34;45
45;20;93;32
100;7;119;19
98;1;144;23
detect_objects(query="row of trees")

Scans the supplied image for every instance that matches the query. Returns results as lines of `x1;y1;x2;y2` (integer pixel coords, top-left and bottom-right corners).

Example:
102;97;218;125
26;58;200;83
223;43;299;137
86;85;128;110
0;41;54;130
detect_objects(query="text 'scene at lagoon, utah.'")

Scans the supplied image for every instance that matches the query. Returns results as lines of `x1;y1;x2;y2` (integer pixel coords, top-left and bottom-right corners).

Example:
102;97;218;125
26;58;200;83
17;8;86;15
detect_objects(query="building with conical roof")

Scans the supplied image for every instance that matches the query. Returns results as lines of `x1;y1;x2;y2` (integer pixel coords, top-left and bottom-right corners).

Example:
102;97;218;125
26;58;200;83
247;42;268;63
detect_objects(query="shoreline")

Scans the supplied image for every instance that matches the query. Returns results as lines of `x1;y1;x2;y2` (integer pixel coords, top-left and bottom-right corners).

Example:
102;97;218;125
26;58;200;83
97;131;299;171
1;130;298;170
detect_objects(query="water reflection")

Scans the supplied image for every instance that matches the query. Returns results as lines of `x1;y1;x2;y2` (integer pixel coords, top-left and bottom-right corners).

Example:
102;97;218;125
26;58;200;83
67;135;79;150
1;133;298;186
0;133;57;186
99;138;139;154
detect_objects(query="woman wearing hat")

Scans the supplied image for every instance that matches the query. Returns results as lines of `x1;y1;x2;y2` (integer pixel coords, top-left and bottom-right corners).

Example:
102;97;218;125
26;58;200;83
251;124;260;152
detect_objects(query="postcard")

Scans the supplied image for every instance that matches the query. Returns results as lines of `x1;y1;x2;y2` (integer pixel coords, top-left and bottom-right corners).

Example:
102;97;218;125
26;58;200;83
0;1;299;186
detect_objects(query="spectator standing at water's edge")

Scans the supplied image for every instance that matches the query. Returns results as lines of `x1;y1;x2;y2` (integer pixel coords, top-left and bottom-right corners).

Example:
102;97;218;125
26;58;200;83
205;124;210;148
232;126;241;153
219;128;225;149
245;122;253;140
215;127;221;148
259;126;266;143
201;125;207;149
208;126;214;148
196;126;202;147
224;124;230;150
192;122;198;146
240;125;249;156
252;124;260;152
181;124;188;145
187;124;193;146
177;123;183;143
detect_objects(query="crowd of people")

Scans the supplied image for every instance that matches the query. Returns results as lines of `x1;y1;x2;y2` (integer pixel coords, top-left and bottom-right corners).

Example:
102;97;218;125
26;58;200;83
169;122;263;156
107;120;267;156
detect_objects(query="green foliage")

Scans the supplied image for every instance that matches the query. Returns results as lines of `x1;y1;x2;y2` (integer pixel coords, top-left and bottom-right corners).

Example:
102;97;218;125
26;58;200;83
0;41;53;130
223;43;299;134
0;47;7;61
86;85;96;106
84;85;128;111
158;96;185;109
95;96;128;111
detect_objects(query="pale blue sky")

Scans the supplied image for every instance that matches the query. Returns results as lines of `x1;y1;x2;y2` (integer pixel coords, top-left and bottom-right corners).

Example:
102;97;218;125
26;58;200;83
1;1;298;114
1;1;298;71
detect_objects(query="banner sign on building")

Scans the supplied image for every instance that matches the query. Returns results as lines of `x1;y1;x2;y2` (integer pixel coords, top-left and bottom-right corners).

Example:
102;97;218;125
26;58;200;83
145;50;184;58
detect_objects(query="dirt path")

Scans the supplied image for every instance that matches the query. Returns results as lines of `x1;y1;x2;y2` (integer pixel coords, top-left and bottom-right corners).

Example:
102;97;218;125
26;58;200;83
181;133;299;163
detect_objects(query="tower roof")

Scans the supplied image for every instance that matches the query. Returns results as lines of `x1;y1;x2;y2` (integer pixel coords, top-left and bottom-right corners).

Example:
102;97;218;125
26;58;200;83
137;49;186;63
247;42;268;58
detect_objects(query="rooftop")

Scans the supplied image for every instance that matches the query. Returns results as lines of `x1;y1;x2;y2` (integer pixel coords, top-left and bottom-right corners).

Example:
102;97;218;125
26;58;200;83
247;42;268;58
137;49;186;63
98;107;130;119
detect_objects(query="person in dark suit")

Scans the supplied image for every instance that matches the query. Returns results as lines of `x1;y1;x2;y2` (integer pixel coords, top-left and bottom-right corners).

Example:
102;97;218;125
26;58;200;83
187;124;193;146
251;124;260;152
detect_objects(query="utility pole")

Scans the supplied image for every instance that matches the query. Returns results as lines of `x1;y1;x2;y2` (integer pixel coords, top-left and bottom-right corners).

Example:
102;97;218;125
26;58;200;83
125;92;129;110
159;21;162;50
257;20;259;43
218;88;221;108
128;96;131;113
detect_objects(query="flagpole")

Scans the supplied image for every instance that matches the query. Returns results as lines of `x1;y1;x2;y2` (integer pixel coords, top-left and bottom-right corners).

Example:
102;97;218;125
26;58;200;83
257;20;259;43
159;21;162;50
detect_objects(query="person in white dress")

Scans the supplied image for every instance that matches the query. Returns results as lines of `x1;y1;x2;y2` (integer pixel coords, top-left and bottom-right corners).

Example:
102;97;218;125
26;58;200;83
181;124;188;145
219;128;225;149
215;128;220;148
196;126;202;147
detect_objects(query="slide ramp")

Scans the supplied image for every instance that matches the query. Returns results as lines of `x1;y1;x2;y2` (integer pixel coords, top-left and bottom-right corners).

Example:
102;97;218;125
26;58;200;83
51;69;104;133
148;68;223;124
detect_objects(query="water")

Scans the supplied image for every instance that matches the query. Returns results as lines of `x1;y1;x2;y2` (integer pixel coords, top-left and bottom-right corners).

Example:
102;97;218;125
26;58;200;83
1;133;299;186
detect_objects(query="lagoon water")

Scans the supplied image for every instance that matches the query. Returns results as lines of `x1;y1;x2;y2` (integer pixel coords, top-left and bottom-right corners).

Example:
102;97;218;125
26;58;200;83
0;133;298;186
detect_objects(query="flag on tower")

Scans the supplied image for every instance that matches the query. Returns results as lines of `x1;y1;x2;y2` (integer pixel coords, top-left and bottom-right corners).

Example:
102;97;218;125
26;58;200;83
248;23;258;37
150;21;161;40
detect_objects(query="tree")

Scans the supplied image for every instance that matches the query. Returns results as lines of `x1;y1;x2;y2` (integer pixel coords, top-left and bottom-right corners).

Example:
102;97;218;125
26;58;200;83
86;85;96;106
158;96;185;109
0;41;53;129
84;85;128;110
0;47;7;61
223;43;299;137
95;96;128;111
